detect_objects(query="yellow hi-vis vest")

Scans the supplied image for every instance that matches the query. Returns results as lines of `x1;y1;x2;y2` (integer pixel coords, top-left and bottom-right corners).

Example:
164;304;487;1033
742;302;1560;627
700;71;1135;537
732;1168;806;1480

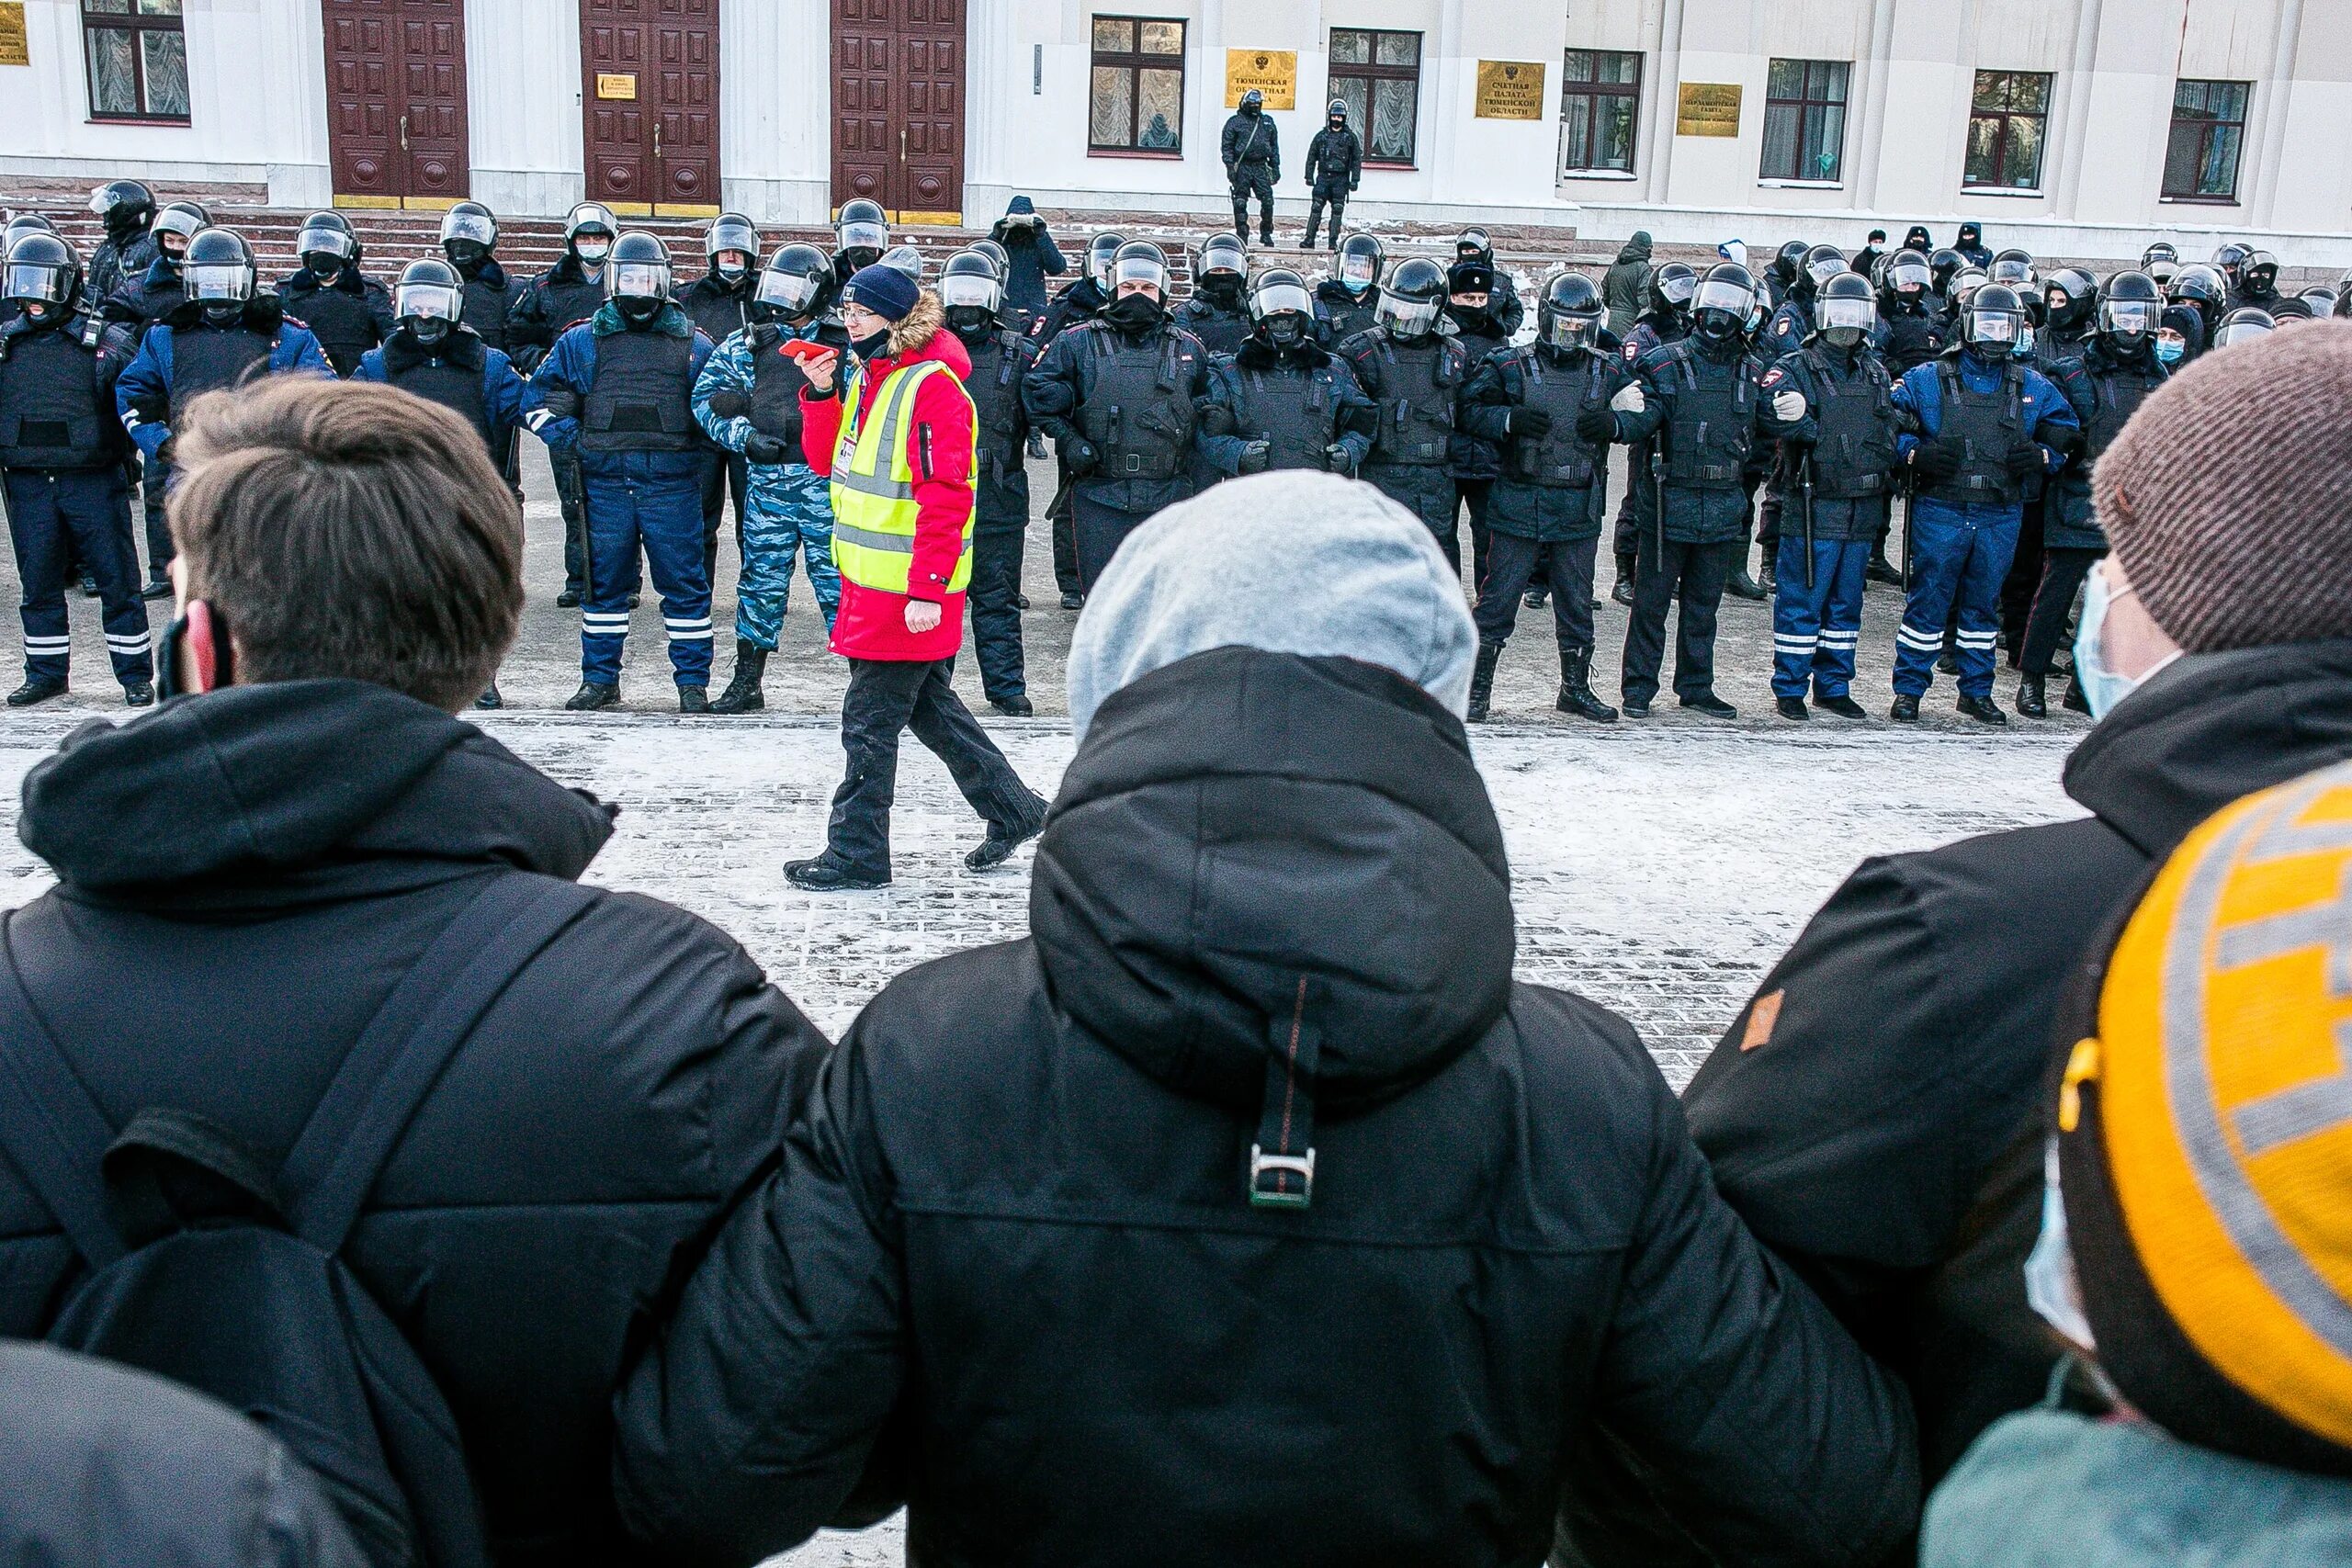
830;357;978;595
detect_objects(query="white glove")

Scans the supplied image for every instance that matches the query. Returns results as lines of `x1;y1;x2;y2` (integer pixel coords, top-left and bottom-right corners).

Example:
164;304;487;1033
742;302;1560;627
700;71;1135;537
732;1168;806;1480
1772;389;1807;422
1609;382;1645;414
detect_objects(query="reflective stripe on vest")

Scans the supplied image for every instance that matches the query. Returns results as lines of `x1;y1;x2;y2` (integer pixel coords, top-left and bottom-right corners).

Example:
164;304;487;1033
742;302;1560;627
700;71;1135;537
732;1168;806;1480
830;357;978;594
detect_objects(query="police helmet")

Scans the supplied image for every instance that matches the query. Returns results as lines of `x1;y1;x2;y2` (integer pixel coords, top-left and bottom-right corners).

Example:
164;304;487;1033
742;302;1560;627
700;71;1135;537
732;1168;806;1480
392;256;465;344
2041;267;2096;331
1376;255;1445;341
2269;295;2315;323
183;228;256;312
1771;239;1809;285
880;243;924;282
87;179;155;231
835;199;888;266
1883;249;1933;299
1690;261;1757;342
2169;263;2227;309
1248;266;1316;345
2297;286;2339;320
1537;270;1605;355
2243;249;2279;293
1328;97;1349;123
969;237;1010;279
1085;231;1128;291
1197;231;1248;282
752;243;831;322
938;248;1003;323
566;203;618;266
296;210;357;275
1950;268;1990;309
1239;88;1264;111
2212;305;2275;349
2335;285;2352;322
1803;243;1847;290
704;211;760;276
152;200;210;257
2095;270;2162;345
606;231;673;321
440;201;498;255
1648;261;1697;315
1815;271;1877;345
0;213;58;252
1335;231;1383;291
1988;248;2035;288
3;231;81;313
2212;240;2253;281
1456;227;1493;263
2140;240;2180;286
1928;247;1963;292
1961;281;2027;353
1109;239;1171;301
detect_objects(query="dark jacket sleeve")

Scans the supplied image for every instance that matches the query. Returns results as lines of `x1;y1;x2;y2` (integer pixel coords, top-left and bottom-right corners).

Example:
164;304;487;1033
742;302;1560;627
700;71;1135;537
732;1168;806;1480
1459;352;1518;444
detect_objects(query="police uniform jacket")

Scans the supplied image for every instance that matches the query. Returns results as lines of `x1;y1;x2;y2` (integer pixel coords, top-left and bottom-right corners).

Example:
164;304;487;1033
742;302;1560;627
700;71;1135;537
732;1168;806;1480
1758;343;1906;542
1614;334;1773;545
1891;352;2078;523
2041;338;2168;551
1195;337;1374;478
1022;313;1212;516
349;326;531;464
524;301;717;485
113;298;334;462
1461;339;1629;542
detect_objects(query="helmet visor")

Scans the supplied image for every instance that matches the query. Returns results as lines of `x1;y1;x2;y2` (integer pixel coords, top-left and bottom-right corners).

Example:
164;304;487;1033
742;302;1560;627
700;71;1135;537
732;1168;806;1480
1967;308;2018;345
838;220;888;254
298;226;355;261
756;269;820;312
939;271;1001;310
1806;257;1845;288
395;281;461;322
1820;296;1876;333
1376;293;1439;336
3;262;70;305
1693;276;1755;316
1548;313;1598;352
1114;256;1168;294
1658;271;1697;306
442;210;496;247
2099;299;2159;336
707;220;759;258
1339;254;1377;286
1889;260;1931;291
153;209;203;242
1251;281;1314;320
1990;259;2032;286
612;261;671;300
2216;314;2274;347
187;264;249;301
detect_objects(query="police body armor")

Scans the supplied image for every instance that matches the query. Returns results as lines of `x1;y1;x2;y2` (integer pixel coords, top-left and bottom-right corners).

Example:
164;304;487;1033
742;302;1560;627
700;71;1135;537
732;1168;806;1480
1506;347;1608;489
1173;299;1248;356
0;323;114;470
1364;336;1457;468
1798;350;1899;499
963;327;1027;483
385;345;494;459
1919;360;2025;508
458;274;510;352
1657;344;1756;491
745;327;813;451
1880;310;1941;373
536;274;608;342
1077;325;1197;481
1235;362;1339;472
681;285;751;351
578;329;697;455
2078;356;2165;465
170;323;274;412
290;283;379;375
1320;293;1378;344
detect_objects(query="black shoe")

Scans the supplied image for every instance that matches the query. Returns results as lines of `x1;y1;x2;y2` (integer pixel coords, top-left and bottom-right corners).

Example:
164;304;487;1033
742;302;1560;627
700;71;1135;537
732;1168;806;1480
141;578;173;602
1816;694;1867;719
2015;673;2046;718
1724;569;1767;602
1890;693;1920;722
628;592;641;609
966;816;1045;872
475;683;503;710
1523;586;1550;609
121;680;153;708
1757;562;1778;596
78;573;99;599
1622;695;1652;717
1865;554;1903;586
990;693;1034;717
557;588;582;608
1936;649;1961;675
1679;692;1737;718
1775;695;1809;721
710;641;769;714
6;676;65;707
1299;239;1315;250
678;684;709;715
1466;643;1503;723
1555;646;1617;723
1958;694;2008;725
564;681;620;711
1059;590;1085;610
1013;592;1031;611
786;854;890;892
1611;574;1634;607
2062;676;2091;715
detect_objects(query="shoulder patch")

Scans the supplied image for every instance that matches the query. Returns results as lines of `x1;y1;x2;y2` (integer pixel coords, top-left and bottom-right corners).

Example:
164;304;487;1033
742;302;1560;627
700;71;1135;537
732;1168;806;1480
1760;367;1786;388
1622;341;1641;363
1740;988;1785;1052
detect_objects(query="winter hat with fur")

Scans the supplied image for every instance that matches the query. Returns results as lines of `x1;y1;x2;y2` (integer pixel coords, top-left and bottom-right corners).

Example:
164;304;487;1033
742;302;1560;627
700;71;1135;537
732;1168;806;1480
2094;321;2352;653
1066;471;1476;743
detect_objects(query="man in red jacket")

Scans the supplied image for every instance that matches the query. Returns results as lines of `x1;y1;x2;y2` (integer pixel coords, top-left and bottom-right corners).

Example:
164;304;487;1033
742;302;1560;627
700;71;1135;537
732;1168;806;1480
786;264;1048;891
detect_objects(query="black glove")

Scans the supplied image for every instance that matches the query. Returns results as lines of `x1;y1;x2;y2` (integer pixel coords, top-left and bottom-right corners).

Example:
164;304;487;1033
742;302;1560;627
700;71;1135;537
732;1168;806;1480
1911;437;1964;482
1508;406;1555;439
1322;442;1355;475
1574;406;1617;445
2005;440;2044;479
707;389;749;419
1064;436;1101;476
1238;440;1272;475
2040;423;2085;457
743;433;792;465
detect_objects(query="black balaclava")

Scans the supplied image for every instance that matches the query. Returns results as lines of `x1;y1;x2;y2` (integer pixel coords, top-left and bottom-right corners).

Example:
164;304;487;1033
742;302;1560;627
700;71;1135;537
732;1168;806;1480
1102;291;1164;335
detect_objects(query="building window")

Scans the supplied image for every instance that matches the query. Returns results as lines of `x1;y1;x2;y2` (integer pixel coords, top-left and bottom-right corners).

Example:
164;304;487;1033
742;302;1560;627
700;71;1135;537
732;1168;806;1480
1559;50;1641;174
1760;59;1848;182
1090;16;1185;155
1328;28;1420;165
83;0;189;122
1964;71;2052;190
2164;79;2250;201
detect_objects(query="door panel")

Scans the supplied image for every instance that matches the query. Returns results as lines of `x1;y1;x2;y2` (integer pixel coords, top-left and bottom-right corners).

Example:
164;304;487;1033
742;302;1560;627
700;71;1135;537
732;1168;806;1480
582;0;719;217
322;0;471;208
831;0;965;223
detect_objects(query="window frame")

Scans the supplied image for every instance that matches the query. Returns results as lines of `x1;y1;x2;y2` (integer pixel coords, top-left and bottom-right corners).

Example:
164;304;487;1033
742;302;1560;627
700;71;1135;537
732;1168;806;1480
1759;58;1849;185
1557;49;1643;177
1962;70;2053;193
81;0;191;126
2162;78;2251;204
1326;27;1422;169
1087;15;1187;160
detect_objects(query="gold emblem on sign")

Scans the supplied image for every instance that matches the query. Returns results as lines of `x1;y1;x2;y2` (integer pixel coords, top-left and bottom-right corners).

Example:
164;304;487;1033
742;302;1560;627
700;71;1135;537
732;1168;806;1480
1223;50;1296;110
595;73;638;101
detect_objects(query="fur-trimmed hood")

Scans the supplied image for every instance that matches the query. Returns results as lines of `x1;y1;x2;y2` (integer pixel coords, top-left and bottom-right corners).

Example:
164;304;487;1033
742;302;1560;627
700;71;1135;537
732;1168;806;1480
885;288;947;357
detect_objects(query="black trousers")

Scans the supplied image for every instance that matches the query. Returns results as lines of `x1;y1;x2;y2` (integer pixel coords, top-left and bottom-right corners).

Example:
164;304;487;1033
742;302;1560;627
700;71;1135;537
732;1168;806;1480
1476;531;1598;652
700;451;749;585
2018;545;2100;676
1230;165;1275;242
1621;537;1738;705
138;450;171;582
1304;187;1348;248
1046;457;1082;595
827;657;1045;879
1455;479;1495;595
1999;496;2047;660
1071;491;1153;591
552;444;588;595
1363;463;1459;572
969;525;1028;702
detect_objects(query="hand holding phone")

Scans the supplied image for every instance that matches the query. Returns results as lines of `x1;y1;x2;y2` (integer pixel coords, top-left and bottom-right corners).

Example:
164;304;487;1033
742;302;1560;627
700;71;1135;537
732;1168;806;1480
788;342;840;392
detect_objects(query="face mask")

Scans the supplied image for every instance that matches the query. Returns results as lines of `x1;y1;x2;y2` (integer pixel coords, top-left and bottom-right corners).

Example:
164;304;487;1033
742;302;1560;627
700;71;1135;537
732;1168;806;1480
201;302;243;328
1445;301;1487;329
445;241;488;272
2023;1140;2095;1350
616;295;663;325
575;242;610;267
407;317;451;347
1264;314;1306;349
1102;293;1164;333
715;261;747;286
1329;117;1344;130
2154;336;2185;365
1200;274;1243;306
850;325;892;361
309;255;343;280
1824;325;1864;351
2074;559;2183;719
945;304;993;336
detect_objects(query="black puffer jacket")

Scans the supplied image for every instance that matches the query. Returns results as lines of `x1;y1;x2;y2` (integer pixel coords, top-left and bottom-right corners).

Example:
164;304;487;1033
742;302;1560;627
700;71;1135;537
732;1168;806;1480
0;681;824;1568
616;649;1917;1568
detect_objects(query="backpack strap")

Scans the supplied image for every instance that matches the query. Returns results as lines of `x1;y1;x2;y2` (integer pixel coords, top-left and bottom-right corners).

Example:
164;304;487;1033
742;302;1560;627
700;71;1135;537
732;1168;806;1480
0;915;130;1268
283;873;594;1253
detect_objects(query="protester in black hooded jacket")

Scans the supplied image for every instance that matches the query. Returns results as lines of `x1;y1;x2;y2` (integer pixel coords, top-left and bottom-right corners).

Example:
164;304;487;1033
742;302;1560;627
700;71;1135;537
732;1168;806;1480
616;474;1918;1568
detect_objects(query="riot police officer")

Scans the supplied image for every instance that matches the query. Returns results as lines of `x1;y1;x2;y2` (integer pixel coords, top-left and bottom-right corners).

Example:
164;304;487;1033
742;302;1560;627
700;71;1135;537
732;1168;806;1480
1612;263;1772;719
1301;98;1361;251
1757;271;1902;721
508;201;616;605
273;210;392;378
2228;248;2281;312
1751;243;1848;594
439;201;513;352
1222;89;1280;246
1927;247;1965;315
1315;231;1383;344
2211;241;2253;301
1171;231;1250;355
526;231;720;713
0;231;151;706
1765;239;1810;310
1337;255;1466;569
1887;282;2077;723
678;211;763;577
1452;229;1523;334
2038;267;2098;361
1032;229;1121;348
1442;257;1514;591
80;179;156;316
1461;271;1635;724
1023;238;1212;589
2017;270;2167;718
832;199;889;287
934;249;1038;716
1610;260;1696;603
1198;267;1374;484
99;199;206;329
2167;263;2229;355
2140;241;2181;289
1877;250;1944;372
691;243;843;716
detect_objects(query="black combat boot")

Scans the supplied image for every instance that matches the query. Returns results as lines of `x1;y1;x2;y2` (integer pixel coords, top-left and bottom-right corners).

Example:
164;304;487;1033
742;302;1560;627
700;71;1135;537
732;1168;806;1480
564;681;620;711
1757;557;1777;596
786;853;889;892
1958;693;2008;725
6;675;65;707
1465;642;1503;723
1889;693;1920;722
2015;672;2046;718
710;640;768;714
1816;693;1867;719
990;693;1035;717
678;685;709;715
122;680;153;708
1775;694;1809;721
1555;646;1616;723
1724;560;1767;601
1679;691;1737;718
1865;552;1903;585
2062;676;2091;714
1611;554;1635;606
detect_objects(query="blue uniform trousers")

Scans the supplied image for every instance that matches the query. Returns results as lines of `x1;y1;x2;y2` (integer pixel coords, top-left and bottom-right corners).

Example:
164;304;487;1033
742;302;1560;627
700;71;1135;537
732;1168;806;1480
1771;536;1870;700
5;468;152;682
1894;499;2020;700
576;458;713;686
736;462;839;651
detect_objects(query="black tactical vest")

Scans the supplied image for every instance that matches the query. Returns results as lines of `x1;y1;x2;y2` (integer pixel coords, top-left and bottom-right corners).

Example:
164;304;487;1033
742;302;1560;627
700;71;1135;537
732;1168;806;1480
1798;350;1899;499
536;273;608;340
2079;355;2165;462
290;284;379;375
171;323;274;411
1657;343;1756;491
1507;347;1608;489
386;350;494;458
1880;309;1941;372
1235;363;1339;471
0;323;112;470
1174;297;1248;356
1364;335;1457;466
1076;325;1198;480
962;328;1027;476
459;274;511;351
1919;360;2025;508
747;328;814;446
580;329;696;454
1319;291;1378;344
680;281;751;349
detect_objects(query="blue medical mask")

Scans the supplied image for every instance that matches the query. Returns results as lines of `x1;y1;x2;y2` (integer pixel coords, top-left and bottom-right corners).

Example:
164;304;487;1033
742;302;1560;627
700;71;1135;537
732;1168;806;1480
2023;1140;2094;1349
2073;559;2182;719
2154;336;2186;365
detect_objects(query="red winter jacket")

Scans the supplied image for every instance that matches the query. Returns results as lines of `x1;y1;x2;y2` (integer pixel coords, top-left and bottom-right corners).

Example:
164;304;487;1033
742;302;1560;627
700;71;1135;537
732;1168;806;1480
799;296;976;662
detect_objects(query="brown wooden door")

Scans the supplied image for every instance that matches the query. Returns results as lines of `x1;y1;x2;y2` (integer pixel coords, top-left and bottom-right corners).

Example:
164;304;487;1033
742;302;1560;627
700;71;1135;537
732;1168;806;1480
582;0;719;217
831;0;966;225
322;0;471;209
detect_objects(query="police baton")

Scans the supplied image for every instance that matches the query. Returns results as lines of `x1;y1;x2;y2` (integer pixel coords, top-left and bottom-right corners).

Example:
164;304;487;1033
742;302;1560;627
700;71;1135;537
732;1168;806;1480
1800;450;1816;591
1647;443;1666;575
